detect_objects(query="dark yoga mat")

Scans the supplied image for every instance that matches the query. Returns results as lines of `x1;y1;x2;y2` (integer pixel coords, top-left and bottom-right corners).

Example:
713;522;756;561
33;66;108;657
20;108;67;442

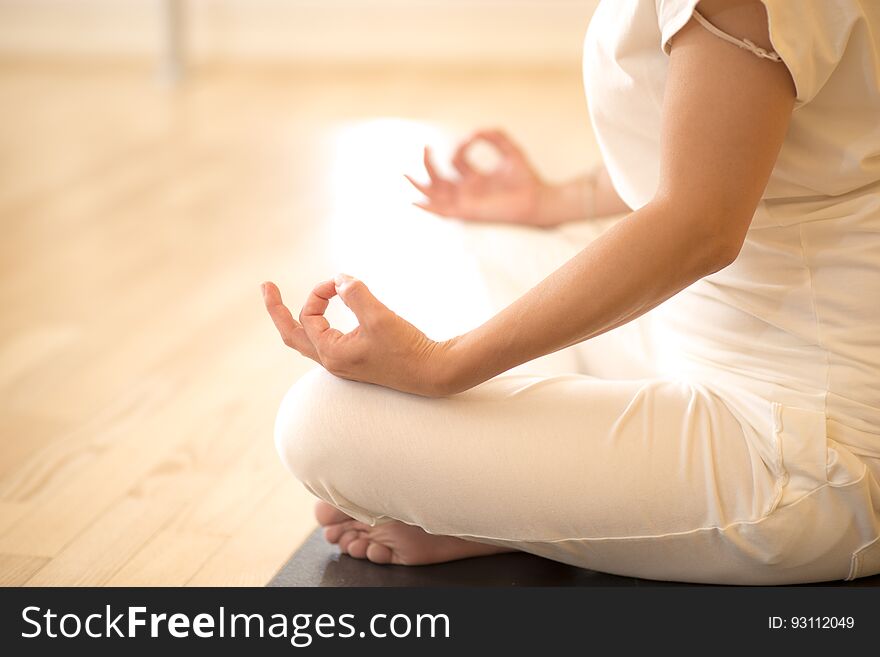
268;528;880;587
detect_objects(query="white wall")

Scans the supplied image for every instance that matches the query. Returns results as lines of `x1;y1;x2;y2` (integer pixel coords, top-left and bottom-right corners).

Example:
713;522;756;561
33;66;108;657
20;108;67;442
0;0;600;66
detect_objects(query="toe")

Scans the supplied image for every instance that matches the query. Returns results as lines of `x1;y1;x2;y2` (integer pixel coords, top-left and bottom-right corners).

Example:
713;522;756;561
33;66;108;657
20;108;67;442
347;537;370;559
314;500;352;526
323;523;346;544
324;519;371;543
366;542;393;564
338;529;360;553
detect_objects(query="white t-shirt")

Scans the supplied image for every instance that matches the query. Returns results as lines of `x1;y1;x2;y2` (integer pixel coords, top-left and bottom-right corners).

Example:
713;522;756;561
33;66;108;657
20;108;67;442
583;0;880;466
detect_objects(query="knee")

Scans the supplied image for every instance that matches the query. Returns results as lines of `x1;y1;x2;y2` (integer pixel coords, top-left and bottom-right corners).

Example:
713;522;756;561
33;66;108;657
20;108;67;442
274;366;353;485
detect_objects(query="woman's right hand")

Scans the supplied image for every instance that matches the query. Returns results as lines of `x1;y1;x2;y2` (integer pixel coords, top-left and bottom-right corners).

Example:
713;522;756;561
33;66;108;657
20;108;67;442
405;129;554;227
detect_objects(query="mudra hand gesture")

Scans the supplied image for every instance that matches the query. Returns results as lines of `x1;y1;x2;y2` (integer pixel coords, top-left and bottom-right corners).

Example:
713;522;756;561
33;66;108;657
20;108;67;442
262;276;456;397
262;130;616;395
405;129;553;226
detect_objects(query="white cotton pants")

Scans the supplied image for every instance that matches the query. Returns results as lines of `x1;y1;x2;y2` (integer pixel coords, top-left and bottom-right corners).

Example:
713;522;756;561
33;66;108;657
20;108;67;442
275;215;880;585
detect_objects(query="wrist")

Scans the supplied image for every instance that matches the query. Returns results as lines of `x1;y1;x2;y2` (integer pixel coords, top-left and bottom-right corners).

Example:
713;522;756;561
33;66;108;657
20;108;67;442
536;173;600;226
432;332;486;396
534;182;566;228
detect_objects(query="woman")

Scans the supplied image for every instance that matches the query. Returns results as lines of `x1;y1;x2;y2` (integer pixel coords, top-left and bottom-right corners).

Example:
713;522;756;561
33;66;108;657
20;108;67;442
262;0;880;584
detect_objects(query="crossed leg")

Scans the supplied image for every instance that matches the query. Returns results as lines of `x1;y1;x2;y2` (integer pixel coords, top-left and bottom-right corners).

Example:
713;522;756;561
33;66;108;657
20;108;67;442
282;216;688;569
275;365;786;582
315;499;514;565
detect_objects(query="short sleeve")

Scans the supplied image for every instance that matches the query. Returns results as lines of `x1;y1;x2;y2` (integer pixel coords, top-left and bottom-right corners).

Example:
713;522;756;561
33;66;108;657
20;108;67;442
655;0;863;109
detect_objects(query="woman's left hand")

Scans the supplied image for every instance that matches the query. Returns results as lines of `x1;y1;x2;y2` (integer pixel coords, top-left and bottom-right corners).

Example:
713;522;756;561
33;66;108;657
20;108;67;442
262;274;454;397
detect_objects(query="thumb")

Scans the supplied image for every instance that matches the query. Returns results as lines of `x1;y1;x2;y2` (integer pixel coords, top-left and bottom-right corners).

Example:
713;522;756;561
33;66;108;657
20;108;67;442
334;274;387;325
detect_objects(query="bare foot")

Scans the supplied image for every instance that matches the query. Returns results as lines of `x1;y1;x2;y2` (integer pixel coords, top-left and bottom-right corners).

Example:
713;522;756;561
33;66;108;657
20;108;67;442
315;500;515;565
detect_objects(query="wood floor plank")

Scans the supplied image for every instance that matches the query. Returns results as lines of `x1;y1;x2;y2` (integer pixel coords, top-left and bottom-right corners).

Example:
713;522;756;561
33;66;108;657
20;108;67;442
0;554;49;586
186;479;317;587
105;530;226;587
0;59;593;585
23;490;203;586
0;501;31;536
0;314;283;555
167;439;292;539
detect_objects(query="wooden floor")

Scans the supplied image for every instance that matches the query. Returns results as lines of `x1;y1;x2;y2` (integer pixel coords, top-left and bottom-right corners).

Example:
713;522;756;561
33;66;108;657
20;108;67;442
0;58;596;586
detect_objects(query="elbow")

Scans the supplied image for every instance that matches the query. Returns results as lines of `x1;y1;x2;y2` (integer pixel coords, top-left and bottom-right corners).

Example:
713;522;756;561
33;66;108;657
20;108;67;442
702;235;743;275
645;194;749;278
683;215;746;278
675;201;749;276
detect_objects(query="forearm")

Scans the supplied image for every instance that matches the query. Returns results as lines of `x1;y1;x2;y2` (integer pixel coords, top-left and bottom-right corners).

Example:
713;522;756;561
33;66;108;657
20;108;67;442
537;165;631;225
442;198;736;393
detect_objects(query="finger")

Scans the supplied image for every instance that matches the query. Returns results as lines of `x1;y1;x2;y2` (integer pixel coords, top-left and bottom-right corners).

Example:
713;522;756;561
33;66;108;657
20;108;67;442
423;146;451;187
333;273;388;326
451;139;478;178
299;279;344;348
413;201;455;218
261;282;319;360
404;173;433;198
472;129;525;160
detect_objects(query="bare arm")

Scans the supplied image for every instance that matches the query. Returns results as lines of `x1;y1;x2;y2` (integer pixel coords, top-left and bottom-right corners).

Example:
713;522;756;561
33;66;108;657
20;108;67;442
538;165;631;224
406;132;629;228
441;1;796;392
264;0;796;398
